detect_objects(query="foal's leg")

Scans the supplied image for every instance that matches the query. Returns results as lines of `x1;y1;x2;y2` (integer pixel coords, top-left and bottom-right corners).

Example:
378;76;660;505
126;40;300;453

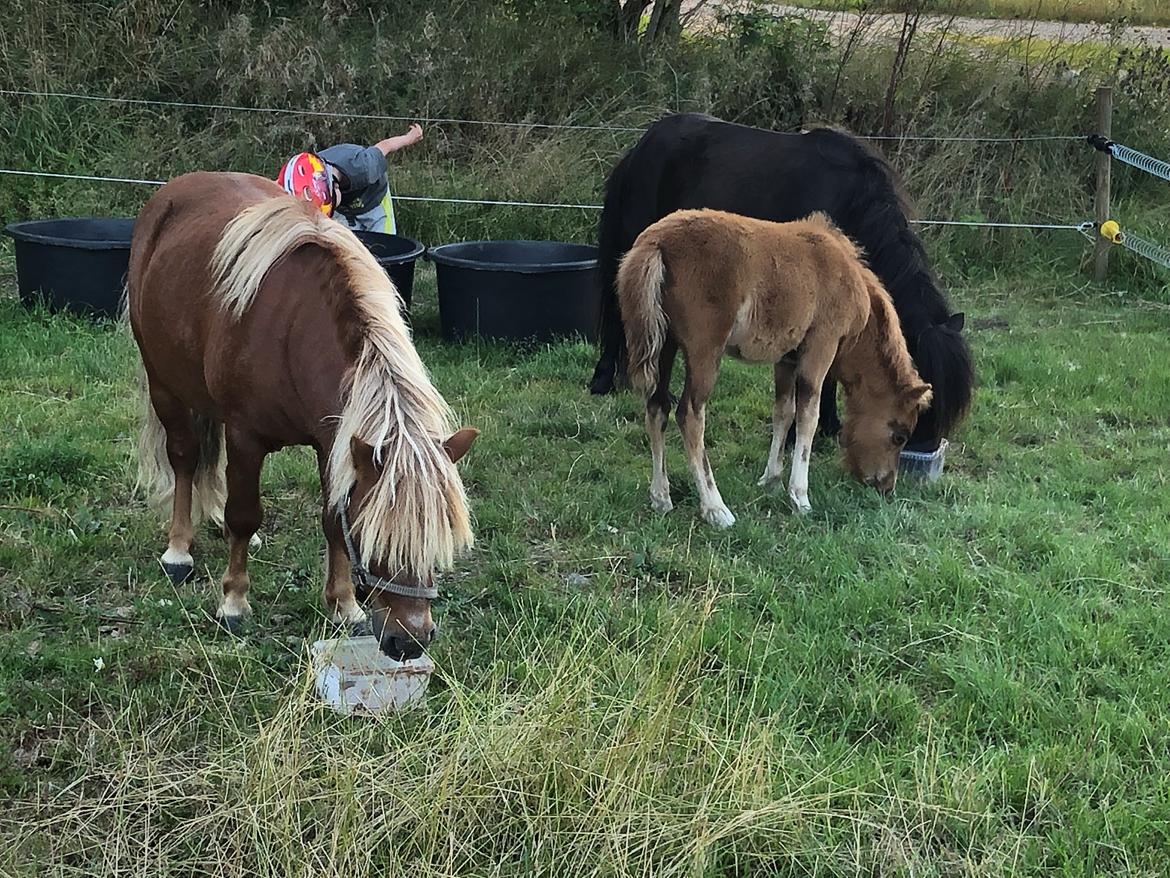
150;388;199;584
216;429;265;632
677;350;734;528
645;338;678;514
788;337;838;514
758;359;797;489
316;450;369;634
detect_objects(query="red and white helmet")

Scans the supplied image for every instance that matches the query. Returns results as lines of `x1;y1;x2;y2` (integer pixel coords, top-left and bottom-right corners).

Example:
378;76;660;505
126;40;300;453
276;152;336;217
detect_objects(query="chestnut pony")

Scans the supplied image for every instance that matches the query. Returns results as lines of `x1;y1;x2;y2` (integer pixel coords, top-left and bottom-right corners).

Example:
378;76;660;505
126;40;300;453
618;209;932;526
126;171;476;659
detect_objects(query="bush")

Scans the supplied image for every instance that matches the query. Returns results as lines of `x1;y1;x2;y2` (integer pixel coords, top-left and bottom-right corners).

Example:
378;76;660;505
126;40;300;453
0;0;1166;286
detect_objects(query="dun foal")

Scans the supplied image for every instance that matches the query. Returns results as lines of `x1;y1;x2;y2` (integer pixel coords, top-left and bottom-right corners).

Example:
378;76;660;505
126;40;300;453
618;209;932;526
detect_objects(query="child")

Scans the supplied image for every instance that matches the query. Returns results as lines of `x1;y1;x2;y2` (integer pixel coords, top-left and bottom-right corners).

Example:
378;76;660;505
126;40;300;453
277;124;423;234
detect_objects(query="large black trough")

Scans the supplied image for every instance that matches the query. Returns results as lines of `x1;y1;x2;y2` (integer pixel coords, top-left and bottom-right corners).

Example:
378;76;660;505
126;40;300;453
352;230;426;312
427;240;599;343
4;218;134;319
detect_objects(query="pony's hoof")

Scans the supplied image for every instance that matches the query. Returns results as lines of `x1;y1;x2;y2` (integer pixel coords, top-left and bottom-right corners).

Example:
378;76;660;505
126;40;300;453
249;533;262;549
757;473;783;490
650;493;673;513
349;617;373;638
161;561;194;585
215;613;247;635
788;491;812;514
701;505;736;529
588;366;615;395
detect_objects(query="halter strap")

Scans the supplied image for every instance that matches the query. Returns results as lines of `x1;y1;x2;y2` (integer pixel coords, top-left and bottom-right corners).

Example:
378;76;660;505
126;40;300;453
338;499;440;601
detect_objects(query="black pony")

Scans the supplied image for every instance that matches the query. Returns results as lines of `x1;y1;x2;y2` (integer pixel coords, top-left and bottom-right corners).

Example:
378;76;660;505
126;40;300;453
589;112;973;449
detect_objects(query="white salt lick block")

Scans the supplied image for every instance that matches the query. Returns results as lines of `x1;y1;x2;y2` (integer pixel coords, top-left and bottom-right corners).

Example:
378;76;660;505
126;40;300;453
311;636;435;715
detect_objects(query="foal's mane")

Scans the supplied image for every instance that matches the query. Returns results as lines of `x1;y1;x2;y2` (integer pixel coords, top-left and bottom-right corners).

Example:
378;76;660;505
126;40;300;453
211;197;472;575
803;212;923;396
857;270;926;395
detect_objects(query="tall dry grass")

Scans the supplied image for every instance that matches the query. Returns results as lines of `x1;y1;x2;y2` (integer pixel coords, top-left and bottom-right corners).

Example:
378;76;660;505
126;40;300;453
2;598;1031;876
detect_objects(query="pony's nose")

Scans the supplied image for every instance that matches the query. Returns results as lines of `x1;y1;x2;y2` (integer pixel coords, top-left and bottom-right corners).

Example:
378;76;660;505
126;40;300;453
380;625;437;661
382;634;424;661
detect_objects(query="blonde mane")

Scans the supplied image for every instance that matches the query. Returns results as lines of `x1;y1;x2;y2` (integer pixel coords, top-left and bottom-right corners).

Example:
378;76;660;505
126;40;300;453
211;197;473;575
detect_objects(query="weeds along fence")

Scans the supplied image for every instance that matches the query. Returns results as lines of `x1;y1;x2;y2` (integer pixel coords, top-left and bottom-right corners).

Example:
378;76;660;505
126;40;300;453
1;86;1168;277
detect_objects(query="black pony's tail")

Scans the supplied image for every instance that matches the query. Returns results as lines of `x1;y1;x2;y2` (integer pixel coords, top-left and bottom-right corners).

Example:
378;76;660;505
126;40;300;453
589;146;637;394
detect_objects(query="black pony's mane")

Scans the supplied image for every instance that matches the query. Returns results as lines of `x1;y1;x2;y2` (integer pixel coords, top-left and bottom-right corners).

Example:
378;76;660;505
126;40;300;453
805;126;973;439
805;127;946;330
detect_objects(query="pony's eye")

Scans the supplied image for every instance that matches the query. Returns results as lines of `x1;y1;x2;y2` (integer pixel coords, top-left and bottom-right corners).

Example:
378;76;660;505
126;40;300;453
891;432;907;446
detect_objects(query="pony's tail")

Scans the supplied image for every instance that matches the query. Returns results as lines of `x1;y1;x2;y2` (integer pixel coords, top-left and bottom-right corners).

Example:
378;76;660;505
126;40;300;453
134;365;227;527
590;145;636;394
616;241;668;396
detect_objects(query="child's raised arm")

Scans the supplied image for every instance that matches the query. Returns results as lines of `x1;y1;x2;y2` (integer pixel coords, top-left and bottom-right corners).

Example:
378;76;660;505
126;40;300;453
376;124;424;157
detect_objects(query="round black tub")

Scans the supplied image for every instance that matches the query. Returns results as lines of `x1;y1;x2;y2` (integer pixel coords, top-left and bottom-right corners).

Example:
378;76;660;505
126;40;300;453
4;218;134;319
428;240;599;343
352;231;426;311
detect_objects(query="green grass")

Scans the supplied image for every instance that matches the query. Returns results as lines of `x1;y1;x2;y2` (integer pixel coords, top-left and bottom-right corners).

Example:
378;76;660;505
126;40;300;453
780;0;1170;27
2;258;1170;875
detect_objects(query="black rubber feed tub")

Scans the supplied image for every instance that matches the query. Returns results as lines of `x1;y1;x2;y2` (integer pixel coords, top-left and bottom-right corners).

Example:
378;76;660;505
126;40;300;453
352;231;425;311
4;218;134;319
428;241;599;343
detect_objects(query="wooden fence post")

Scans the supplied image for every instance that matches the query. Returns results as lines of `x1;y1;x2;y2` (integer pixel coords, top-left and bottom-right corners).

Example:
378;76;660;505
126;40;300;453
1094;86;1113;283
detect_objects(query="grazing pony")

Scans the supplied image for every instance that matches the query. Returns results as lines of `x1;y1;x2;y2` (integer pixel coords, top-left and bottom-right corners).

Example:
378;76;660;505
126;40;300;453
127;171;476;659
618;209;932;526
592;112;971;451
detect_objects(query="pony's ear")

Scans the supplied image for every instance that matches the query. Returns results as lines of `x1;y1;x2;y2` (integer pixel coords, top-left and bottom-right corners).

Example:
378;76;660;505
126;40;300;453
443;427;479;464
905;383;933;411
350;436;381;477
944;312;965;332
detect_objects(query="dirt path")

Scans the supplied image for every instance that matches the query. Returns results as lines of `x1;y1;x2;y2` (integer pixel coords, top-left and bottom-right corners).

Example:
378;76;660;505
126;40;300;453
688;2;1170;49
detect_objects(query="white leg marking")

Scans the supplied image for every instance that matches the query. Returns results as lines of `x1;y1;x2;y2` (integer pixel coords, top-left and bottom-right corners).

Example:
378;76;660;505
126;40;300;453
788;404;816;514
701;499;736;529
681;400;735;529
217;592;253;619
759;393;796;488
647;409;673;513
788;438;812;514
162;546;194;567
690;456;735;529
332;599;368;627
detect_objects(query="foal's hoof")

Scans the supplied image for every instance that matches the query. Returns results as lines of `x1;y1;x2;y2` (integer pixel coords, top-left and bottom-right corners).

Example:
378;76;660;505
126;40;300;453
788;491;812;515
650;492;674;514
701;505;736;529
757;473;783;490
161;561;194;585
